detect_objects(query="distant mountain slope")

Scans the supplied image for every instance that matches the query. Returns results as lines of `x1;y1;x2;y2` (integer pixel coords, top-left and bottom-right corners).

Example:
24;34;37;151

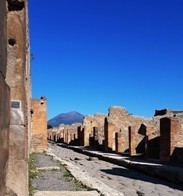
48;111;84;127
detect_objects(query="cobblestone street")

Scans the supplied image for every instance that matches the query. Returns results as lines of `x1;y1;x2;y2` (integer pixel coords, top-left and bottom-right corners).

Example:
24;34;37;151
49;143;183;196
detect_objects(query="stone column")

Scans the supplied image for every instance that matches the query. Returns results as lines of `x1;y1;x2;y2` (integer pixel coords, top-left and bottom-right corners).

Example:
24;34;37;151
160;118;171;162
160;117;183;162
115;132;122;153
93;127;99;146
104;118;117;152
129;126;138;156
83;127;90;146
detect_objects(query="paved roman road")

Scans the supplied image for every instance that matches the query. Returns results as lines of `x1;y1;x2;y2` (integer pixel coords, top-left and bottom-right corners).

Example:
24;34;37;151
49;143;183;196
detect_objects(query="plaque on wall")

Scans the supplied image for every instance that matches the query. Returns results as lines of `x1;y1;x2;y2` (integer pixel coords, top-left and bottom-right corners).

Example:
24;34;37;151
11;101;20;109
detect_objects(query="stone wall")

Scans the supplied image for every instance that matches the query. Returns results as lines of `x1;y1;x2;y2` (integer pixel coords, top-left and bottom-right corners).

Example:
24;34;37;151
48;107;183;165
0;1;10;195
160;114;183;162
0;0;7;78
6;0;31;195
48;123;82;146
81;114;106;148
105;106;149;153
31;97;47;153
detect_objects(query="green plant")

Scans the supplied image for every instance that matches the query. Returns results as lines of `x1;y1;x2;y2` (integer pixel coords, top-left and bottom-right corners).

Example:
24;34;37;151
63;169;72;178
29;153;38;196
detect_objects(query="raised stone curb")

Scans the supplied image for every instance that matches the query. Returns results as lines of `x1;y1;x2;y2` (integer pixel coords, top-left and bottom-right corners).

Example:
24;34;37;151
59;144;183;185
34;191;100;196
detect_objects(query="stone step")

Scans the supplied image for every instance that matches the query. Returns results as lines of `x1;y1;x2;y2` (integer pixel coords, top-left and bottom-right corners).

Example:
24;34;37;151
34;191;100;196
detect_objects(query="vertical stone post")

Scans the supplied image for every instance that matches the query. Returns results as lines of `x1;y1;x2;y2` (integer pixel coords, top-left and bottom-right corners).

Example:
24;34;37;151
93;127;99;146
129;126;137;156
144;135;148;159
115;132;122;153
70;133;73;141
83;127;90;146
104;118;116;152
160;118;171;162
67;129;71;144
160;117;183;162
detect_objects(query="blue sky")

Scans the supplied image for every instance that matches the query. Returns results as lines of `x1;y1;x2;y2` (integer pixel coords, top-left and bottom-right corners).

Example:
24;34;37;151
29;0;183;119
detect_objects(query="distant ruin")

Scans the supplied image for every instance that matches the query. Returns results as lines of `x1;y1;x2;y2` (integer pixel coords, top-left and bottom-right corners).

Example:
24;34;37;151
31;97;48;153
48;106;183;165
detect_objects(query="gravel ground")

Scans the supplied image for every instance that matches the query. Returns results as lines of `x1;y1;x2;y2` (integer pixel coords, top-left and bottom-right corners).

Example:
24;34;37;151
49;143;183;196
32;153;88;192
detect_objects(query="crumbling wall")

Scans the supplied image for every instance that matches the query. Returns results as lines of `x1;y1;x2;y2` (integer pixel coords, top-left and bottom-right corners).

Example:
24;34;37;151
93;114;106;145
6;0;31;195
146;110;182;160
81;114;106;147
31;97;47;152
105;106;149;153
47;123;82;146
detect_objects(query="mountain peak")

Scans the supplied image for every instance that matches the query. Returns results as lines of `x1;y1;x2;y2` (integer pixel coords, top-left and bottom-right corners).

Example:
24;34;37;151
48;111;84;127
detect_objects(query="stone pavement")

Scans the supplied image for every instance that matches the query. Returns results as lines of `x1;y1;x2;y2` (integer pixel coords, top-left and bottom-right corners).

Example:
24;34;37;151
63;144;183;185
49;143;183;196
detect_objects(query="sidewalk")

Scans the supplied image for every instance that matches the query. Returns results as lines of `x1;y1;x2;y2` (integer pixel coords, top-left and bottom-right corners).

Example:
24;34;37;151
57;143;183;185
32;152;100;196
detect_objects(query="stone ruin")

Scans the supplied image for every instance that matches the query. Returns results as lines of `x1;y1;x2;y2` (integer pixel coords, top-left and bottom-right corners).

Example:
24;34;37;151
48;106;183;166
0;1;182;195
0;0;48;195
31;97;48;153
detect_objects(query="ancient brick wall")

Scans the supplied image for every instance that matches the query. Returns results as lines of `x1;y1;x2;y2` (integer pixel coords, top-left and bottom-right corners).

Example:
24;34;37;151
5;0;31;195
115;132;122;153
105;106;149;153
31;97;47;152
104;118;117;151
47;123;82;146
81;114;106;147
129;126;144;156
93;114;106;146
0;75;10;196
0;2;10;192
160;115;183;162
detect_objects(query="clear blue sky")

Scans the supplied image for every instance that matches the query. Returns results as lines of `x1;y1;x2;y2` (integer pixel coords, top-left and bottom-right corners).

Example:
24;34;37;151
29;0;183;120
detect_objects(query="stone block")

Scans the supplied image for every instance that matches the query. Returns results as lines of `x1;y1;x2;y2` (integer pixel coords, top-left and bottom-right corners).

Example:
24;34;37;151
160;118;171;162
104;118;117;152
8;125;25;160
115;132;122;153
0;73;10;196
10;109;24;125
6;160;28;196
